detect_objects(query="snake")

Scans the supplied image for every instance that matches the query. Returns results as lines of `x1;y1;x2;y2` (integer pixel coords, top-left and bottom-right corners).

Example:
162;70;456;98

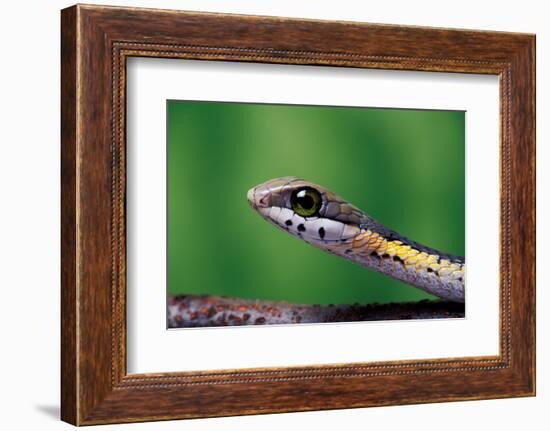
247;177;465;303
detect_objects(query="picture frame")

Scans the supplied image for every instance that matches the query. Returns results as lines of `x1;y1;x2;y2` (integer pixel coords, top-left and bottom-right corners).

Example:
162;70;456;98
61;4;535;425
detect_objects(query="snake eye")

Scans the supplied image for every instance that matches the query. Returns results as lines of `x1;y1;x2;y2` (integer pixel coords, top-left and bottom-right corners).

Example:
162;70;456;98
291;187;322;217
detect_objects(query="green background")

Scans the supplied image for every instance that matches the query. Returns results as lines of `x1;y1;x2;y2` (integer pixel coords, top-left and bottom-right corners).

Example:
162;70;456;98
167;101;465;304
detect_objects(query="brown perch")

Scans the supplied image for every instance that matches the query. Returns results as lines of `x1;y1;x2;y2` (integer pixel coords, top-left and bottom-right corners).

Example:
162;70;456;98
168;295;465;328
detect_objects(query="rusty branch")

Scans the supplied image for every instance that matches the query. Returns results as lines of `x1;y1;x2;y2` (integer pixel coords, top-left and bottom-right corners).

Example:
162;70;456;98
167;295;465;328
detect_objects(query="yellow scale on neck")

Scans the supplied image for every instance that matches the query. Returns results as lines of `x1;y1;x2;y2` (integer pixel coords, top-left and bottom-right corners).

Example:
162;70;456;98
350;229;464;280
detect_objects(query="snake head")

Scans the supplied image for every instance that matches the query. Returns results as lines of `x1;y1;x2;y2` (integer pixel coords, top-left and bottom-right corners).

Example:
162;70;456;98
247;177;362;245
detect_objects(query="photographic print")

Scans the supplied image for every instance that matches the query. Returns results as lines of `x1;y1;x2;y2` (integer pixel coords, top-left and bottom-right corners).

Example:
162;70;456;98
167;100;465;328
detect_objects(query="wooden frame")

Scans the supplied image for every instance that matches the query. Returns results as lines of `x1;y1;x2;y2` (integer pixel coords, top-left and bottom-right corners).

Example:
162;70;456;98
61;4;535;425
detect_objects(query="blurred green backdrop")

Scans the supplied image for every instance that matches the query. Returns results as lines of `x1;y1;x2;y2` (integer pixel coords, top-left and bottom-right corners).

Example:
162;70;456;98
167;100;465;304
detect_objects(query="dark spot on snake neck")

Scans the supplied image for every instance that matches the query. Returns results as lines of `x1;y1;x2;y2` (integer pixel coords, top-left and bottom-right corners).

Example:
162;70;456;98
345;249;352;254
393;255;402;263
370;251;381;260
297;224;306;232
427;267;434;273
318;227;325;239
382;253;390;258
285;219;293;226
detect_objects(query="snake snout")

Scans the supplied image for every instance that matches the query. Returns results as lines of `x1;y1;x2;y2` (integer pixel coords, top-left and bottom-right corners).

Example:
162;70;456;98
247;186;271;209
246;188;256;208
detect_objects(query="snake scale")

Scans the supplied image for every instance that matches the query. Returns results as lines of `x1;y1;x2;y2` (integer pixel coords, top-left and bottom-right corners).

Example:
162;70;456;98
247;177;465;303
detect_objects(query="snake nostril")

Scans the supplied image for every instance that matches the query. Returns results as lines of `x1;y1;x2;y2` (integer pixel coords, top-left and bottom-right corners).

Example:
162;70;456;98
259;195;270;207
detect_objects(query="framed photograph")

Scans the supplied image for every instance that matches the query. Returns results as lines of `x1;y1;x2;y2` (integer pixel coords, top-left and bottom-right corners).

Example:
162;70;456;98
61;4;535;425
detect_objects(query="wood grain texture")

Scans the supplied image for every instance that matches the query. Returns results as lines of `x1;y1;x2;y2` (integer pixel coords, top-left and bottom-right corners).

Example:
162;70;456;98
60;6;78;424
60;4;535;425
